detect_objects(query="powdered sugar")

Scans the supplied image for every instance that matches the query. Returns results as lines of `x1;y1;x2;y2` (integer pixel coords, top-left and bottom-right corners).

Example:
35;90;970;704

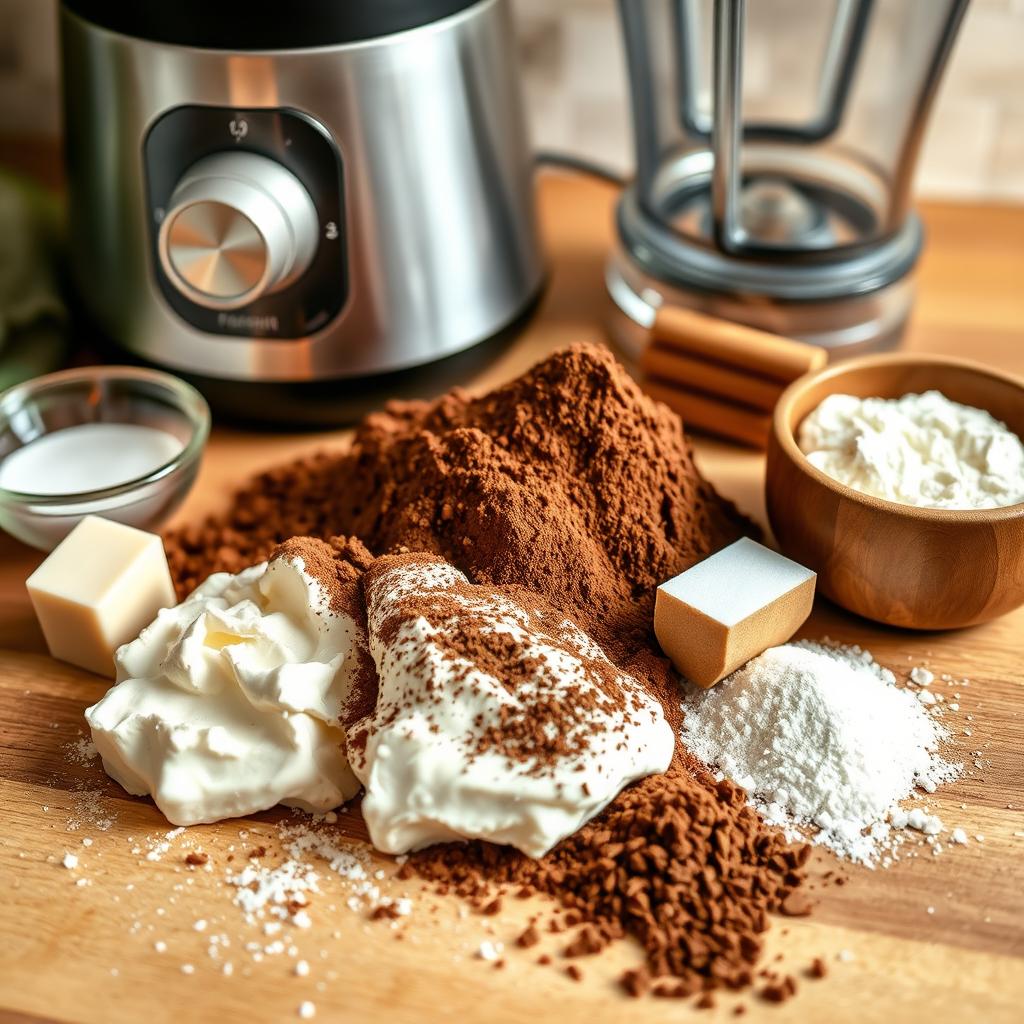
680;640;960;865
227;823;391;927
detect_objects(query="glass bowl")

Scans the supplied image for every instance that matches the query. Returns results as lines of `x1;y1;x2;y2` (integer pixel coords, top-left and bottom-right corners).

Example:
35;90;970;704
0;366;210;551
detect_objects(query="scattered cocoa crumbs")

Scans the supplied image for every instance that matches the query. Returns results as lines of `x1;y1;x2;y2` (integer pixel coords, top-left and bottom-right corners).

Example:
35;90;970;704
481;898;503;916
184;852;208;867
696;993;716;1010
565;965;583;982
409;760;809;995
537;955;552;966
734;1005;747;1015
652;980;693;999
621;966;651;998
370;903;402;922
564;924;605;958
760;976;798;1002
516;925;540;949
248;846;267;860
780;891;813;917
808;957;828;979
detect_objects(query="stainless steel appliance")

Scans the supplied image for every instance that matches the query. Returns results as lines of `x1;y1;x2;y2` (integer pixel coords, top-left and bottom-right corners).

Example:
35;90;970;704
60;0;543;411
609;0;969;359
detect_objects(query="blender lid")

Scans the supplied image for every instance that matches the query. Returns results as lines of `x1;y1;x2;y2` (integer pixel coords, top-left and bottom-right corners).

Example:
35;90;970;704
60;0;486;49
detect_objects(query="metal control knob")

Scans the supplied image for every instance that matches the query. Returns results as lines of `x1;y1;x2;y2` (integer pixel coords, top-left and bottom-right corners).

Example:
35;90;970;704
158;152;318;310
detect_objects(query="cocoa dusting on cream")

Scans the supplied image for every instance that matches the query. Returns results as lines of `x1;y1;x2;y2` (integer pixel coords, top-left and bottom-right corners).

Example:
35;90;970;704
270;536;377;730
164;345;809;1002
356;552;651;776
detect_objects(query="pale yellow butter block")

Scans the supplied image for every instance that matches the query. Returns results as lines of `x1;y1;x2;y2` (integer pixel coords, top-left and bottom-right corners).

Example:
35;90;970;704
26;515;176;678
655;537;815;688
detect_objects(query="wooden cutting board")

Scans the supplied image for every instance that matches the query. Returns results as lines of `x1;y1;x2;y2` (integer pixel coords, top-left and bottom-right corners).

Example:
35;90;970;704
1;174;1023;1024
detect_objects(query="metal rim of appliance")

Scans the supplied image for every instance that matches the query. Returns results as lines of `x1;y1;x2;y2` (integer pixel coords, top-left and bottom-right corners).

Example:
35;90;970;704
616;181;924;305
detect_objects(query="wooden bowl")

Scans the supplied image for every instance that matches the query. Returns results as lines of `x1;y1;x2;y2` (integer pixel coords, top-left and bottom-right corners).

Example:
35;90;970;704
766;354;1024;629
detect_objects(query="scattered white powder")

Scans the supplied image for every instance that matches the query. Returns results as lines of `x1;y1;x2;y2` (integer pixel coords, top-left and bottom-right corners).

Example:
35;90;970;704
896;808;943;835
477;941;504;962
798;390;1024;509
62;852;79;870
227;823;386;928
64;735;99;764
65;789;116;832
298;1002;316;1020
680;640;960;866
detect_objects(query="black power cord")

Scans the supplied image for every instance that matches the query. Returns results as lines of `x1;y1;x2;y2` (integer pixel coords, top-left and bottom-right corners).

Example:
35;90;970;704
533;149;626;187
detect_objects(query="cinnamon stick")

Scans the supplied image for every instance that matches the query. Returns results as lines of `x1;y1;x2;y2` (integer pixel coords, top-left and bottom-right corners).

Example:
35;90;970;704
642;379;772;449
652;306;827;383
641;344;784;413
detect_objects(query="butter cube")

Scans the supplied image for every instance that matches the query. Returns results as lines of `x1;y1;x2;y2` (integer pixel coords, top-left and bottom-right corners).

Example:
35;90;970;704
655;538;815;688
26;515;176;677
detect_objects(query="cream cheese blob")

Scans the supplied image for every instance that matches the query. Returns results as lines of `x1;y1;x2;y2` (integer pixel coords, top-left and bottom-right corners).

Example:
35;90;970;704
85;555;363;825
87;546;674;855
798;390;1024;510
348;556;675;859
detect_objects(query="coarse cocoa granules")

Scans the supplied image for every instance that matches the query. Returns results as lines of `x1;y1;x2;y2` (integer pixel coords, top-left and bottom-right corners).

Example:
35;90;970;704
401;758;808;997
163;343;810;1002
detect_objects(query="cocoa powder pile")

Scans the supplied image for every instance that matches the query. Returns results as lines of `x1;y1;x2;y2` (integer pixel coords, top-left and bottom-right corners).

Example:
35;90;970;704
163;343;811;1002
166;344;749;659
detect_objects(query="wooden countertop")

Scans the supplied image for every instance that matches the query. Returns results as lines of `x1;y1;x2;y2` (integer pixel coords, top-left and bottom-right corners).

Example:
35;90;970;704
2;173;1023;1024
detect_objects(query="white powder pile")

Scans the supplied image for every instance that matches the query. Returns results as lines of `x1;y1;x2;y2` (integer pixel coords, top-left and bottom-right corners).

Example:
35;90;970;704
680;640;960;865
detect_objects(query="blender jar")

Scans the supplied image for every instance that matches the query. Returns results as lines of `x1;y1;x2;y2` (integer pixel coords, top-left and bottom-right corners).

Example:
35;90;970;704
608;0;969;359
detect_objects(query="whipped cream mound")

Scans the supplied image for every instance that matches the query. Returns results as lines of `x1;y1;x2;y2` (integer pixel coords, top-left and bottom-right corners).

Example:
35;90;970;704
347;554;674;859
86;539;374;825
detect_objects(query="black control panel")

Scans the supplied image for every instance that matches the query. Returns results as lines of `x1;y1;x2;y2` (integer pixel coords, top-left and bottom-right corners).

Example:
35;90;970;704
143;105;347;339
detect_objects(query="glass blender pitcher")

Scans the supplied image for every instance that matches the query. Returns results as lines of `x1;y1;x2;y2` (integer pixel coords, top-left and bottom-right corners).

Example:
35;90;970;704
608;0;969;359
